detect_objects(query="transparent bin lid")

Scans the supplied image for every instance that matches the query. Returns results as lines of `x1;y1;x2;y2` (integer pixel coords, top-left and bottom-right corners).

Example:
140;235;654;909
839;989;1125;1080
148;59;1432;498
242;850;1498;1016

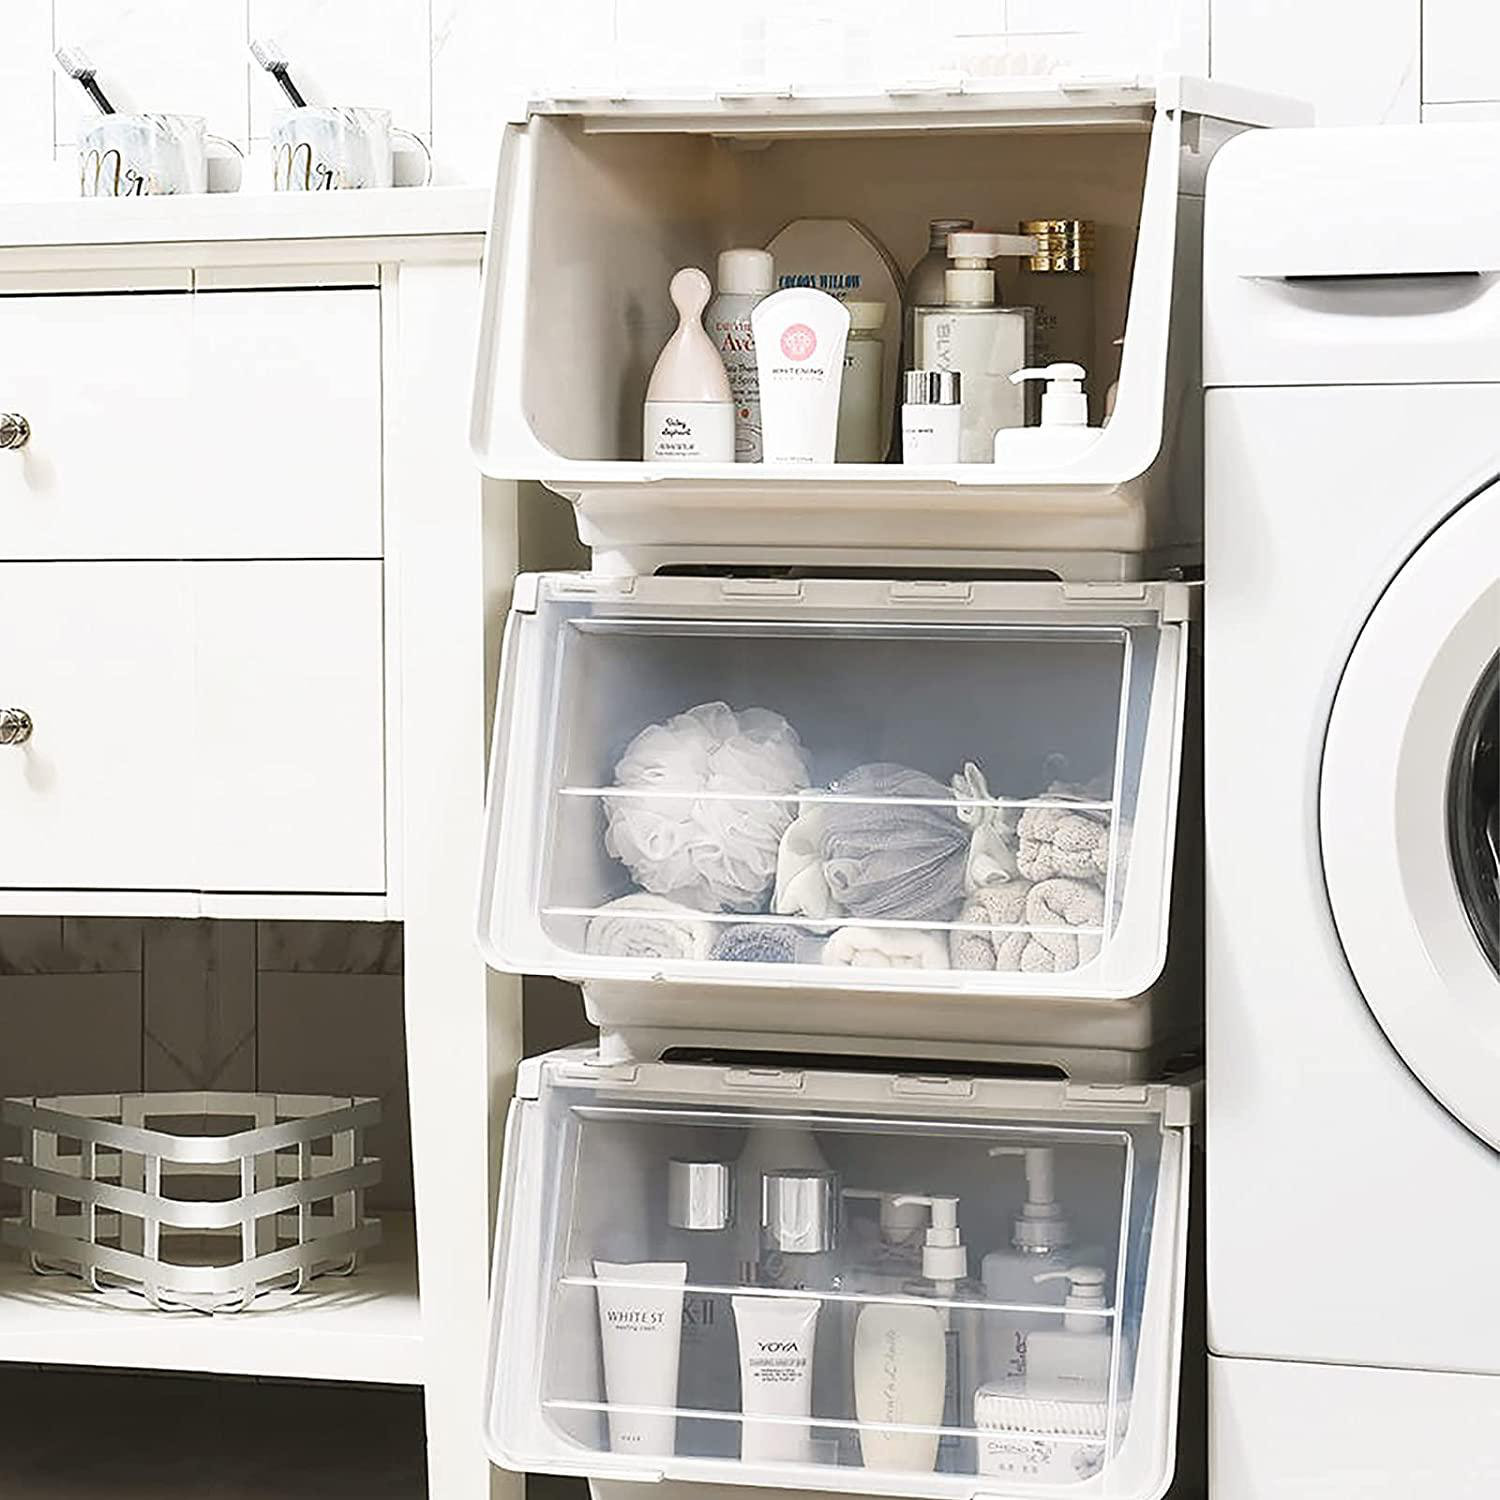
503;0;1204;106
486;1051;1194;1497
478;577;1192;1005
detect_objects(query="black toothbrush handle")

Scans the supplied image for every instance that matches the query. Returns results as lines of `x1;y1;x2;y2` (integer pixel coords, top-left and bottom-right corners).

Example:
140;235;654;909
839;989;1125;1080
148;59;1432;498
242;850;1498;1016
83;76;114;114
273;67;307;109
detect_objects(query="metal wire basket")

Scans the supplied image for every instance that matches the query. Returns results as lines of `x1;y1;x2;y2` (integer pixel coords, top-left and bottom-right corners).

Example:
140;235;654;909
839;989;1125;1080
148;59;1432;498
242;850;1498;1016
2;1091;382;1313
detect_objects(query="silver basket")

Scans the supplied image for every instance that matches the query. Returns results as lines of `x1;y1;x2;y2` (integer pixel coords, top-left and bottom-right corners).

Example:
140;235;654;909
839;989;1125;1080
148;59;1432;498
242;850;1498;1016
2;1091;382;1313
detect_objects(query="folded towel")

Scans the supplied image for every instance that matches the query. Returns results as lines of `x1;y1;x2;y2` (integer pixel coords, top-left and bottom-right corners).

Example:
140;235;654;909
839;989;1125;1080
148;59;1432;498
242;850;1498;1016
775;763;969;924
949;882;1033;971
1016;783;1114;886
710;923;800;964
952;762;1020;893
604;702;811;912
584;894;716;961
820;925;951;971
1019;877;1105;973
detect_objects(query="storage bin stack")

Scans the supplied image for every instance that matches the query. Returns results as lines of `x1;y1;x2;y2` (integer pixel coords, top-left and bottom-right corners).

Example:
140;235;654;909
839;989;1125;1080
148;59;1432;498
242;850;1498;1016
472;52;1302;1500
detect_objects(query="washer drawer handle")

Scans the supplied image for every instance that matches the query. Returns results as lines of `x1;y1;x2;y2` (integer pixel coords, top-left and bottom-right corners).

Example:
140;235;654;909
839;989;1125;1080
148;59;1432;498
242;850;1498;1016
0;414;30;450
0;708;33;745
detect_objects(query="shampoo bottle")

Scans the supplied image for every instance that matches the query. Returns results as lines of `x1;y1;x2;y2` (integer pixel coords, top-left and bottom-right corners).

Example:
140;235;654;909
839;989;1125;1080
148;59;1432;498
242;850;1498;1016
911;231;1036;462
644;266;735;462
1023;1266;1115;1403
981;1147;1075;1393
705;248;774;461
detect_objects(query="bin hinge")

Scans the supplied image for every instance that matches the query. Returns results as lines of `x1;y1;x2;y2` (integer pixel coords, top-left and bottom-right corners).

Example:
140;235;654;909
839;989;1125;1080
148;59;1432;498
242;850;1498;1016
892;1074;975;1100
552;573;638;599
556;1058;639;1085
724;1067;806;1093
889;580;973;604
1062;581;1150;603
510;573;541;614
720;577;804;599
1065;1081;1151;1106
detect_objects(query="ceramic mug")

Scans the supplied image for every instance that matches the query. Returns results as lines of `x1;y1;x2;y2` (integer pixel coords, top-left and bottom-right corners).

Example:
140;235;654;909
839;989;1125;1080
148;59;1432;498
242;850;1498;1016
79;114;241;197
271;106;432;191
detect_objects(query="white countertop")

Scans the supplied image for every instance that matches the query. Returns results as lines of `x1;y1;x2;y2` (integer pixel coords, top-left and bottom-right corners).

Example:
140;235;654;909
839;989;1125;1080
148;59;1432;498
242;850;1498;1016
0;185;490;249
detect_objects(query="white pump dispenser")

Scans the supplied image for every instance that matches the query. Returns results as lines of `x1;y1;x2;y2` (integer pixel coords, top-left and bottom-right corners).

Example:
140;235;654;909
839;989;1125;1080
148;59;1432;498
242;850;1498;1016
894;1194;969;1284
1023;1266;1115;1404
942;231;1039;307
992;362;1104;468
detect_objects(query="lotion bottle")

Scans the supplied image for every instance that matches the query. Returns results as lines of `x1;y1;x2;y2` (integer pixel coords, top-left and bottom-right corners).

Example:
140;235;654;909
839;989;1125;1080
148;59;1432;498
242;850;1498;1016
705;248;774;461
644;266;735;462
911;231;1036;462
1023;1266;1115;1403
992;364;1103;468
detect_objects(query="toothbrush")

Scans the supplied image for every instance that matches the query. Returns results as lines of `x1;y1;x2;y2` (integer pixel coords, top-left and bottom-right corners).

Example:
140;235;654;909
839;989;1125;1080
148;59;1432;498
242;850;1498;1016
55;46;116;114
249;37;308;109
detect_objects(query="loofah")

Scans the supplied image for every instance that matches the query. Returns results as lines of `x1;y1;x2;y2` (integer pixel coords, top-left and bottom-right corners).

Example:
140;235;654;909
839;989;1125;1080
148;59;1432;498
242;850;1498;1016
604;702;811;912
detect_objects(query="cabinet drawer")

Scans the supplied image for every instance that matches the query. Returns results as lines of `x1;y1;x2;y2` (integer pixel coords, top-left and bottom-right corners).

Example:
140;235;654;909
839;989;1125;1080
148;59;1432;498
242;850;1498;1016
0;562;385;895
0;290;381;560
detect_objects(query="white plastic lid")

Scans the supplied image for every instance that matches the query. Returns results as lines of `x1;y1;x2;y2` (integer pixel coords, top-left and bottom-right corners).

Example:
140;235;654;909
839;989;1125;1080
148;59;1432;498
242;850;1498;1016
846;299;888;331
716;247;774;297
1010;362;1090;426
1035;1265;1109;1330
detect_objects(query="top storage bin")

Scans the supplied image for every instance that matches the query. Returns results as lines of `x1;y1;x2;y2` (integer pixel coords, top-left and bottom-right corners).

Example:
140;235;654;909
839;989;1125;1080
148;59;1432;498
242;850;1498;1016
471;81;1306;575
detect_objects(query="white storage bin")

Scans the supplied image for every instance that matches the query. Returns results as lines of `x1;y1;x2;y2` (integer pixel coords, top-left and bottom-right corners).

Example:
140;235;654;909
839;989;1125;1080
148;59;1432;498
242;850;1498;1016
485;1049;1195;1499
479;575;1195;1074
471;82;1305;575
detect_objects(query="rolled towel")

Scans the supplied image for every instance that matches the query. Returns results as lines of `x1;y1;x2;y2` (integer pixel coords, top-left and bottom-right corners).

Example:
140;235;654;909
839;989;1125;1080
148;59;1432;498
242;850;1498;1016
820;925;951;971
1019;877;1105;973
952;761;1020;893
710;923;800;964
773;806;838;919
1016;797;1114;885
949;882;1032;972
585;894;716;961
604;702;811;912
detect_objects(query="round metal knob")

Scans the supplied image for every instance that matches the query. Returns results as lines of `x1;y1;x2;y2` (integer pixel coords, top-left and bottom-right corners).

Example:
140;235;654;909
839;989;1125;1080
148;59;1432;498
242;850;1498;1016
0;414;30;450
0;708;33;746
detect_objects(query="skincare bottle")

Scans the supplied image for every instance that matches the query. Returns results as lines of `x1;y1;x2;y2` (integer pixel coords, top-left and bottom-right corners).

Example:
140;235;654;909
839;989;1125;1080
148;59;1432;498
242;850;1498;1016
706;248;775;462
981;1147;1075;1393
835;300;888;462
912;231;1036;462
992;364;1104;468
752;287;852;463
644;266;735;462
735;1126;829;1286
1013;220;1096;412
903;216;976;336
896;1194;983;1473
842;1191;927;1293
666;1159;739;1453
901;370;962;465
1023;1266;1114;1403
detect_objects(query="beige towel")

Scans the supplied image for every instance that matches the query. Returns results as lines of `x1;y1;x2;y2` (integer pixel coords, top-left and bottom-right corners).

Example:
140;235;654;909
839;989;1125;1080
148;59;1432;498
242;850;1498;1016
1020;877;1105;973
820;925;950;971
949;882;1032;971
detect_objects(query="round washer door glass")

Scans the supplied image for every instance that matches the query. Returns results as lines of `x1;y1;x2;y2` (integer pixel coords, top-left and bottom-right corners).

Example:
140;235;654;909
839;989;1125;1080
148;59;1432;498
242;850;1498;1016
1321;482;1500;1150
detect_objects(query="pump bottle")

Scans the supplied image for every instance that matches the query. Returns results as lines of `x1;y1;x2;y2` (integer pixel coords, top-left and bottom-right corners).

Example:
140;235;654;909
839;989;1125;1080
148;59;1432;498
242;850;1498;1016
981;1146;1078;1393
910;230;1035;462
1024;1266;1116;1403
992;363;1104;468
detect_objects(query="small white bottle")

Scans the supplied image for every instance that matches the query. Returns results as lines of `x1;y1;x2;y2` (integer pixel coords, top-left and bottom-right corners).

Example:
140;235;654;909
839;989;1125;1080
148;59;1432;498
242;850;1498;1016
705;248;774;462
835;300;888;462
901;370;962;465
643;266;735;463
992;363;1103;468
1023;1266;1114;1403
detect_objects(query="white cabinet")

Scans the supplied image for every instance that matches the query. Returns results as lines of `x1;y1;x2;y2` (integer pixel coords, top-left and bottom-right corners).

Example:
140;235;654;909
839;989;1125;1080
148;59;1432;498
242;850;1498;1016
1422;0;1500;104
0;289;382;561
0;561;385;895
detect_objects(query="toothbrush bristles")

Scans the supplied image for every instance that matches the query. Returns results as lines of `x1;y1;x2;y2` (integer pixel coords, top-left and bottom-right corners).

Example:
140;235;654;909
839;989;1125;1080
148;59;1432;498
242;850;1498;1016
54;45;95;79
249;36;286;71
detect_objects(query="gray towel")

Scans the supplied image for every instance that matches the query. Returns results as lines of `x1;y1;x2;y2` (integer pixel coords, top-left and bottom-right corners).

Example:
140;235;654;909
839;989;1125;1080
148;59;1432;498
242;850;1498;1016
710;924;800;964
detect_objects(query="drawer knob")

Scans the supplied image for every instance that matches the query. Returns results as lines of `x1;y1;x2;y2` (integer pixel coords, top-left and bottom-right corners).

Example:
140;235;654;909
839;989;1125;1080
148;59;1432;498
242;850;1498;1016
0;414;29;450
0;708;33;745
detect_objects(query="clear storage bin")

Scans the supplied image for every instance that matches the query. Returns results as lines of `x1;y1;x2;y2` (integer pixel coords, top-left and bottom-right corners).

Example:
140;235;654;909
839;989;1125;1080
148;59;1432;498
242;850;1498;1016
485;1050;1194;1498
478;576;1195;1069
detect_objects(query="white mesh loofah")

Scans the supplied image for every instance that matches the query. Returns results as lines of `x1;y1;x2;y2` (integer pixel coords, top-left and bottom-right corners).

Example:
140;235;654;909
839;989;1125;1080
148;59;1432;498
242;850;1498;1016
604;702;812;912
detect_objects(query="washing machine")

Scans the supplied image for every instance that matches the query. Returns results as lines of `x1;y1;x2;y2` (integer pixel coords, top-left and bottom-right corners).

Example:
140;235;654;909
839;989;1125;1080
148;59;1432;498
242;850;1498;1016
1201;125;1500;1495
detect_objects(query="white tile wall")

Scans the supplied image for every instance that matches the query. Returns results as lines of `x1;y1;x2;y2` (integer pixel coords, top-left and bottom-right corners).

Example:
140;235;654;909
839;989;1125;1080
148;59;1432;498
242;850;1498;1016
2;0;1500;202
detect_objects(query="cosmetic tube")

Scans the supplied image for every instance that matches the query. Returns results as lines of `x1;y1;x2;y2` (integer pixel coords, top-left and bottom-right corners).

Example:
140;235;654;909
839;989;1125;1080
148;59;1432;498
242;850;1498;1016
733;1294;821;1463
751;288;851;463
594;1260;687;1457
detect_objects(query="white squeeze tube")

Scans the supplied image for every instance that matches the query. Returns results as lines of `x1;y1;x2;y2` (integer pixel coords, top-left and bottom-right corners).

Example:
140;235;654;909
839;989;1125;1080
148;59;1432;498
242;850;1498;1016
733;1295;822;1463
751;287;852;463
594;1260;688;1457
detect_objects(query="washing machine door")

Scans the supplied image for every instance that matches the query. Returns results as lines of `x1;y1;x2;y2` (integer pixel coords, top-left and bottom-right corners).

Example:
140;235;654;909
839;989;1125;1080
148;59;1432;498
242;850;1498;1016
1321;482;1500;1148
